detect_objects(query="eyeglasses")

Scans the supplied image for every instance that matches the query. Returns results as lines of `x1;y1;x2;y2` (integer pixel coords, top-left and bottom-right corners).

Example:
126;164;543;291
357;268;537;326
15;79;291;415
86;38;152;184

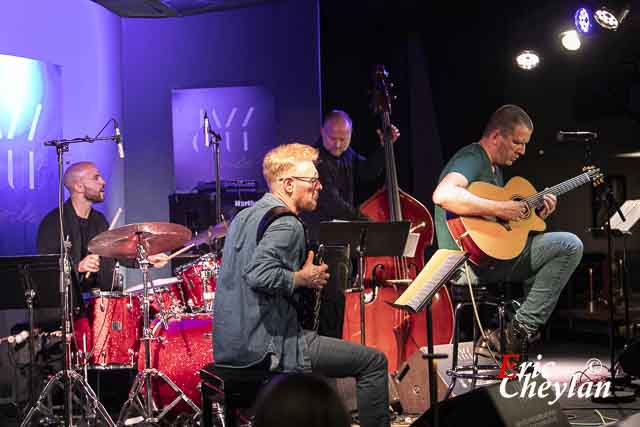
281;176;321;186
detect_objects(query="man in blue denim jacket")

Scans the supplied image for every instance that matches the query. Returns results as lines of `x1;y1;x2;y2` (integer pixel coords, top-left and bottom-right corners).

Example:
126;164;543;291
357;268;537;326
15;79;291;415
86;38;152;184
214;143;389;427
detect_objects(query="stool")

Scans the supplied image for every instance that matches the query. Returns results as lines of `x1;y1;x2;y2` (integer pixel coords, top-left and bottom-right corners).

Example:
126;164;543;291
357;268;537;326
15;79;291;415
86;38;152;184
200;363;281;427
445;282;520;399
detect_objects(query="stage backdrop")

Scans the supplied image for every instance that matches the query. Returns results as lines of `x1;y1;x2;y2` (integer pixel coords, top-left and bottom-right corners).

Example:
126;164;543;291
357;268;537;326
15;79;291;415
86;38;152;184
0;54;63;255
171;86;276;193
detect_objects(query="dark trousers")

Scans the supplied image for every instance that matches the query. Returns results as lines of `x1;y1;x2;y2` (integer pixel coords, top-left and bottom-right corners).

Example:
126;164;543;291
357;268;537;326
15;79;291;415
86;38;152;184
304;330;389;427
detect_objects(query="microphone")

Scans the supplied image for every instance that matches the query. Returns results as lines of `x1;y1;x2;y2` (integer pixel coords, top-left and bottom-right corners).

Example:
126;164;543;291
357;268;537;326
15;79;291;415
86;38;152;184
6;330;29;345
114;120;125;159
557;131;598;142
204;112;210;148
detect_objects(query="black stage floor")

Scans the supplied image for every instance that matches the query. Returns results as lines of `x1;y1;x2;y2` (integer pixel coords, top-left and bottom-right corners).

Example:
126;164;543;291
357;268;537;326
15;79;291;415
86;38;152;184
1;337;639;426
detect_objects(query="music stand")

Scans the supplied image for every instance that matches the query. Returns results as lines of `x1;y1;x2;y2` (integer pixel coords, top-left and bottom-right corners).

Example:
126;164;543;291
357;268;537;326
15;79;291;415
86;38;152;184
391;249;470;427
318;221;410;344
0;255;60;410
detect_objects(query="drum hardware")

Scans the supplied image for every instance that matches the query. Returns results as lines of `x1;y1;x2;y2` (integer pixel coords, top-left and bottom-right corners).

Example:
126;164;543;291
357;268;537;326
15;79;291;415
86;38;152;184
89;222;202;424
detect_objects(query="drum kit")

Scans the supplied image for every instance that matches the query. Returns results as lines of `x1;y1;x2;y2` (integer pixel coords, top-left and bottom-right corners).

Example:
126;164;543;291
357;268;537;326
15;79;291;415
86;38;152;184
23;221;225;426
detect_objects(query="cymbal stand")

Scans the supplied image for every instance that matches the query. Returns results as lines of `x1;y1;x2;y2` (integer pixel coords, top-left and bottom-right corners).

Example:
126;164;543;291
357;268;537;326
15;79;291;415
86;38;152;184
117;236;200;425
21;138;115;427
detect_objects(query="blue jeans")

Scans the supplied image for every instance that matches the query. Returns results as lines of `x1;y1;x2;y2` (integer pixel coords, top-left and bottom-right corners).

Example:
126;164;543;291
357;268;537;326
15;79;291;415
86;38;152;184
304;330;389;427
454;232;583;331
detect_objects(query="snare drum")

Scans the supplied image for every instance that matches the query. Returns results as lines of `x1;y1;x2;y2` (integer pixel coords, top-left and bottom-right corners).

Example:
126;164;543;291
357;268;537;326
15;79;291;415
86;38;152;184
74;291;141;369
175;253;220;312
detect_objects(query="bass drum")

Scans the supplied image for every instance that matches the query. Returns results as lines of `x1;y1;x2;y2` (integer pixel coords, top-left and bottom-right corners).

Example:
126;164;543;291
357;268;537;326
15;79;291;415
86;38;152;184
139;313;213;414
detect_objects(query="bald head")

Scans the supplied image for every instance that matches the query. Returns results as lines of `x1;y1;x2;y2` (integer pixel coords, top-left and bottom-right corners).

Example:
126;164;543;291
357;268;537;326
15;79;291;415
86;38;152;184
63;162;105;203
320;110;353;157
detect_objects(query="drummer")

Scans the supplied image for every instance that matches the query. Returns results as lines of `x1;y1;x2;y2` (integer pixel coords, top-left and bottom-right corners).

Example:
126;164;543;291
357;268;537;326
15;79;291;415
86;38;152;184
37;161;169;292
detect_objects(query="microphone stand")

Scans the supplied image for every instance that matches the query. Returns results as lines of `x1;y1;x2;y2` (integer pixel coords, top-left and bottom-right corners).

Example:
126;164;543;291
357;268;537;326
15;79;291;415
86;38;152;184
21;136;117;426
204;123;224;255
592;185;635;404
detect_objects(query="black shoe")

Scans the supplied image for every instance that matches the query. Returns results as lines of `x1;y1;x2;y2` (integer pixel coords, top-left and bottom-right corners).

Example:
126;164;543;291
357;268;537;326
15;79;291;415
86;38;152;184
474;320;533;364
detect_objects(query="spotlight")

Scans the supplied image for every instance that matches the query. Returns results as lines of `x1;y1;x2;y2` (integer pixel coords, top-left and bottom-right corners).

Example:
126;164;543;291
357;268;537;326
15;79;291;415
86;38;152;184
560;30;581;51
593;3;631;31
515;50;540;70
594;7;619;30
574;7;593;33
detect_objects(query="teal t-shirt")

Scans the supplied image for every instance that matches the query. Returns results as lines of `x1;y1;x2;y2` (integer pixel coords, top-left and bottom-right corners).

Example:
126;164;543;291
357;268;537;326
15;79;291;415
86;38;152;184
434;143;504;250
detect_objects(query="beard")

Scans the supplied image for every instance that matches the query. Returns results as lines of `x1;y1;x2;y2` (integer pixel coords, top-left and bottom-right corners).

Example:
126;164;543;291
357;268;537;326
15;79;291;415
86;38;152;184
85;188;104;203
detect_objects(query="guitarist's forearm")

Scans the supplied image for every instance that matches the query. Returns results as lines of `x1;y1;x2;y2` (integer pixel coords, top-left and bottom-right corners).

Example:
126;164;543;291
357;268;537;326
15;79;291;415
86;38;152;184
435;186;502;217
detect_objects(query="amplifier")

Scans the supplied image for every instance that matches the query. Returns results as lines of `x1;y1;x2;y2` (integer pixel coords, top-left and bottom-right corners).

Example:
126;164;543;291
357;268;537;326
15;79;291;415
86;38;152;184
169;191;264;233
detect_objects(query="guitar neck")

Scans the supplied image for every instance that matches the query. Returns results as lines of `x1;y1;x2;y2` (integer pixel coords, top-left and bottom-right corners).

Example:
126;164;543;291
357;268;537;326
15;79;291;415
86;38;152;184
526;172;592;208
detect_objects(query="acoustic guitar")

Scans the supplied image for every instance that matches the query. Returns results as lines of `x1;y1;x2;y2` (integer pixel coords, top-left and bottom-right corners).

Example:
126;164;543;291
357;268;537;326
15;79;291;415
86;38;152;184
446;166;604;265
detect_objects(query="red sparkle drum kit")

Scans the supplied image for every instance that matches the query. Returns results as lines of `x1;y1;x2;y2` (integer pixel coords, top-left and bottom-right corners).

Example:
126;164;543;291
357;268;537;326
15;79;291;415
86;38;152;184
70;221;223;423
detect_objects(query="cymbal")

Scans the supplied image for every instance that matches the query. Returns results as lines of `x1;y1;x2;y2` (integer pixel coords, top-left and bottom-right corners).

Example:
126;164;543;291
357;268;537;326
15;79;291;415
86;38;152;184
186;221;228;247
124;277;182;295
88;222;192;259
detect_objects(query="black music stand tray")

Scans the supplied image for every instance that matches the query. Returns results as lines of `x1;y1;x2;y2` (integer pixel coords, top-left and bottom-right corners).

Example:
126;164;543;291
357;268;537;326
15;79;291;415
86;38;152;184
0;254;60;410
318;221;410;345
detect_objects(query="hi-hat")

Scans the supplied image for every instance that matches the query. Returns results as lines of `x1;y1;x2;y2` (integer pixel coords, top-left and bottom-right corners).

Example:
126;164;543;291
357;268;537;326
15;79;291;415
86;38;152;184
185;221;228;247
88;222;192;259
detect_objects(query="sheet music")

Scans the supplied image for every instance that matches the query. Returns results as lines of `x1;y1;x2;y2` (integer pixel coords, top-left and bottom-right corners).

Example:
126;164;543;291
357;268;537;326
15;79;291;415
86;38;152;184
402;232;420;258
393;249;468;313
610;199;640;233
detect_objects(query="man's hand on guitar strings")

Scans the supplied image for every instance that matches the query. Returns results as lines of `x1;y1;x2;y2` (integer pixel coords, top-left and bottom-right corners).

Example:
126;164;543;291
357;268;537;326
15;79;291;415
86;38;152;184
497;200;528;222
536;193;557;219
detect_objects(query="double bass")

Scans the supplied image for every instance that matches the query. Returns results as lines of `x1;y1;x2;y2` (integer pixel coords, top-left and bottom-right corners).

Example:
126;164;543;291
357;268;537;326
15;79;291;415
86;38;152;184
342;65;454;372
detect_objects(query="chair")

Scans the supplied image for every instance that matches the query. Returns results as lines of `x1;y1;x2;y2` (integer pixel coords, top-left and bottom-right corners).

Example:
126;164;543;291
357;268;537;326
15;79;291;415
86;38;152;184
445;282;520;399
200;362;281;427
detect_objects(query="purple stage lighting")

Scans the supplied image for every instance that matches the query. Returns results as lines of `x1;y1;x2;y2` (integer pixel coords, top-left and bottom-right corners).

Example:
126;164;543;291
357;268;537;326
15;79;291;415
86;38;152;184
574;7;592;34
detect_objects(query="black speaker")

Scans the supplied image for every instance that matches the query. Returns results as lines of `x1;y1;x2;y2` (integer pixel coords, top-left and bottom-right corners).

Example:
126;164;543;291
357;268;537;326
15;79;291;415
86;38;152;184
411;379;570;427
394;348;449;414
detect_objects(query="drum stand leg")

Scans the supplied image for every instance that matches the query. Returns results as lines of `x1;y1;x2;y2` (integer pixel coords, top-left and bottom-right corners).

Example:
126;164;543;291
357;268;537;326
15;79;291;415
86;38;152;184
20;369;114;427
116;368;201;426
117;240;200;426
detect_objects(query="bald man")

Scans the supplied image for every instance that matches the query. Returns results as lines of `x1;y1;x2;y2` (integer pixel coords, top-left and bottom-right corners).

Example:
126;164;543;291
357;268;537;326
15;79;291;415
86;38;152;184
300;110;399;339
37;162;117;292
37;162;168;292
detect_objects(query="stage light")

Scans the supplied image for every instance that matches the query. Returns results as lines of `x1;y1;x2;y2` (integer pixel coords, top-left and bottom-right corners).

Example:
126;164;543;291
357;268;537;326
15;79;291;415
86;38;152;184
593;3;631;31
515;50;540;70
594;7;619;30
574;8;593;33
560;30;581;51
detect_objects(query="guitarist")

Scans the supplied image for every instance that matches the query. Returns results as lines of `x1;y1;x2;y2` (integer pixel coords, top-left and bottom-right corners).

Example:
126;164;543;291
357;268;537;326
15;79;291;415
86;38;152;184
432;105;583;362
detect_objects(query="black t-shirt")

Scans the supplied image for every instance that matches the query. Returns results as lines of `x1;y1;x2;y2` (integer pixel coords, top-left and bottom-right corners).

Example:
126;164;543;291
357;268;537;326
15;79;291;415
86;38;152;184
300;139;386;242
37;199;114;292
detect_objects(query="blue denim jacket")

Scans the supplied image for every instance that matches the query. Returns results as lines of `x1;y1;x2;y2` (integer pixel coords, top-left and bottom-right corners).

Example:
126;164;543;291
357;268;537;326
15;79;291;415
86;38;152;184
213;193;311;372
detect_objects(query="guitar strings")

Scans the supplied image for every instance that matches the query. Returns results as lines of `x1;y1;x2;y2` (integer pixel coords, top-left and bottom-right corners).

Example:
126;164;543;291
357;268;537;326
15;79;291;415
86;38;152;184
522;172;594;207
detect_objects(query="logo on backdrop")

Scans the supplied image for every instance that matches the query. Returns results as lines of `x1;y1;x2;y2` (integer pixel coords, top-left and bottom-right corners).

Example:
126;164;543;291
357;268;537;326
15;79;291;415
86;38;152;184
171;86;275;193
0;54;63;255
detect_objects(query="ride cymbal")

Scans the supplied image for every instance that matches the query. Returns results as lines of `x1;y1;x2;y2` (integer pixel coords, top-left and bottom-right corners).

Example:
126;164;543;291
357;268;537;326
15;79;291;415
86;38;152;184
88;222;192;258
